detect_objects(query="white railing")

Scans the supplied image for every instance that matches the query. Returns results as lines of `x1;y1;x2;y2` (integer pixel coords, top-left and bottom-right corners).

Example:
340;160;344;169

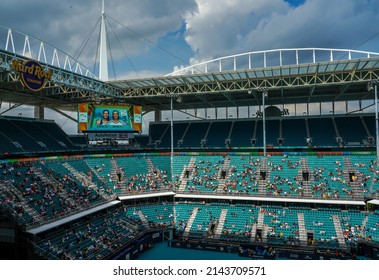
167;48;379;76
0;25;97;79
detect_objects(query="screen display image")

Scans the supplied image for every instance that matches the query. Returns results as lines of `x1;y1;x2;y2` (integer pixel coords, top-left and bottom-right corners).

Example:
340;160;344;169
78;104;142;133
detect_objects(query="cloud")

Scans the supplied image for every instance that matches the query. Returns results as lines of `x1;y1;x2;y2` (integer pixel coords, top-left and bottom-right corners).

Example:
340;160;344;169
116;69;168;80
183;0;379;64
246;0;379;51
3;0;379;74
0;0;198;72
183;0;290;60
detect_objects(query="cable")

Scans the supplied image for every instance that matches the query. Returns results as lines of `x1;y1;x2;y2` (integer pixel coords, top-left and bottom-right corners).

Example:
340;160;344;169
353;30;379;52
107;15;203;73
74;11;203;79
106;16;140;79
104;17;117;80
60;110;74;129
73;16;101;64
337;30;379;60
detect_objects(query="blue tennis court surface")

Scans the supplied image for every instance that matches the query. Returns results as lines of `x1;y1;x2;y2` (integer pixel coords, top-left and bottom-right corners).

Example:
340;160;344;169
137;242;250;260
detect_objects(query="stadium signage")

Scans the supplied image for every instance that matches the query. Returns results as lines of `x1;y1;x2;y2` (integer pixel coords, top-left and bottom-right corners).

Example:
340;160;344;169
10;59;53;92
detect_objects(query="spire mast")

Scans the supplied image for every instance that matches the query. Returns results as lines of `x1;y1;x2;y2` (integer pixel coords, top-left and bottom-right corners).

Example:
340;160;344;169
99;0;108;81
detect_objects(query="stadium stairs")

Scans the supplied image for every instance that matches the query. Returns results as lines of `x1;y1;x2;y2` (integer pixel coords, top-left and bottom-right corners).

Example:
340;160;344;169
343;158;364;200
256;211;265;241
258;158;270;195
183;207;199;238
62;163;92;187
30;166;79;209
216;157;230;193
297;213;308;246
178;157;196;192
299;158;312;197
110;158;127;191
332;215;349;252
137;210;150;228
213;208;228;238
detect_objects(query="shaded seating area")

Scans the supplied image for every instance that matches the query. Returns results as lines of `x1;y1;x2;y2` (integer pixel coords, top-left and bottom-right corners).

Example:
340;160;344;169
0;117;79;155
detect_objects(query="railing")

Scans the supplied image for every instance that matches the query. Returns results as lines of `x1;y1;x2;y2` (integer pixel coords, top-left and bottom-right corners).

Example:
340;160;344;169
178;189;373;202
0;25;97;78
167;48;379;76
24;199;112;230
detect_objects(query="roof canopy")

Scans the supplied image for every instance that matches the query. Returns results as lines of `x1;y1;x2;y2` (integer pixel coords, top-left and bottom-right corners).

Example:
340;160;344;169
1;48;379;112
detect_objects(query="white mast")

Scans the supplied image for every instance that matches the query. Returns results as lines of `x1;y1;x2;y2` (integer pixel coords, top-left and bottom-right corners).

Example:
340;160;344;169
99;0;108;81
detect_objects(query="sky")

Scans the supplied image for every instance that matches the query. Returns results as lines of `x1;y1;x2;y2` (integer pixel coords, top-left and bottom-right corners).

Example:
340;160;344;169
1;0;379;133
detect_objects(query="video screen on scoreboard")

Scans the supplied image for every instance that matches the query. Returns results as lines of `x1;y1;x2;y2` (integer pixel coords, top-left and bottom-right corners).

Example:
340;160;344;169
77;104;142;133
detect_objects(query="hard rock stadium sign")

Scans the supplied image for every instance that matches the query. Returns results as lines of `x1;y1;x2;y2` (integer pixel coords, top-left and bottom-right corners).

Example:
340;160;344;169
10;59;52;92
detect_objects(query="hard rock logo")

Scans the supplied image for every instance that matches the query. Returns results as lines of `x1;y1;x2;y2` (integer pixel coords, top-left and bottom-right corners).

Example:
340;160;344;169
11;59;53;92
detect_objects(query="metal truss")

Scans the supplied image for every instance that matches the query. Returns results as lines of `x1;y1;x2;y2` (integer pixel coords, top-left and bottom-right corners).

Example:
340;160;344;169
2;43;379;110
0;50;122;105
116;57;379;98
0;25;96;78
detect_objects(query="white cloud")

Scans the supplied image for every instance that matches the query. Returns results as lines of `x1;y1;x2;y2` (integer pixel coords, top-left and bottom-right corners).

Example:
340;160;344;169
183;0;379;64
116;69;168;80
184;0;290;60
0;0;198;72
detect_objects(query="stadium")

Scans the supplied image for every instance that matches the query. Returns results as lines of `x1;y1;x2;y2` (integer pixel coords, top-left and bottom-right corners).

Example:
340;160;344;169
1;4;379;261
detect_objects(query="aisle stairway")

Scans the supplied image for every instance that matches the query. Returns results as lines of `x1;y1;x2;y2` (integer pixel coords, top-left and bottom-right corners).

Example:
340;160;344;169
299;158;312;197
110;158;126;190
183;207;199;238
256;211;266;241
61;163;110;201
332;215;348;251
138;210;150;228
343;158;364;200
297;212;308;246
250;223;257;240
0;183;43;223
214;208;228;238
31;166;80;209
217;157;231;192
178;157;196;192
258;158;269;195
62;163;92;187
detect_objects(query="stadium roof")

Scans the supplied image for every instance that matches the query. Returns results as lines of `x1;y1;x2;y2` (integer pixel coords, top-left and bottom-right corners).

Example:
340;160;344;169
110;56;379;111
1;47;379;112
118;191;176;200
367;199;379;206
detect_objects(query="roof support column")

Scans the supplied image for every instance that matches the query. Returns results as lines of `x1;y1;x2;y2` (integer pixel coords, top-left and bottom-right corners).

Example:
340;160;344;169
155;110;162;122
368;80;379;161
34;106;44;119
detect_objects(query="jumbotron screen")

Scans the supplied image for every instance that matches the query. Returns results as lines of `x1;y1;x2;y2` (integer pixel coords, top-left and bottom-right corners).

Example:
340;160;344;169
78;104;142;133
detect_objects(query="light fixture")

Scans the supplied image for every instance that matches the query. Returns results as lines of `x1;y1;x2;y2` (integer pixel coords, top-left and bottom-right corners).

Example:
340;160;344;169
257;87;268;157
165;92;178;184
368;80;379;160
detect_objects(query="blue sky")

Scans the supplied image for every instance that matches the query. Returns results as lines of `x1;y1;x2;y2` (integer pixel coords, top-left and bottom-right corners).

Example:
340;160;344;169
285;0;305;6
1;0;379;133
